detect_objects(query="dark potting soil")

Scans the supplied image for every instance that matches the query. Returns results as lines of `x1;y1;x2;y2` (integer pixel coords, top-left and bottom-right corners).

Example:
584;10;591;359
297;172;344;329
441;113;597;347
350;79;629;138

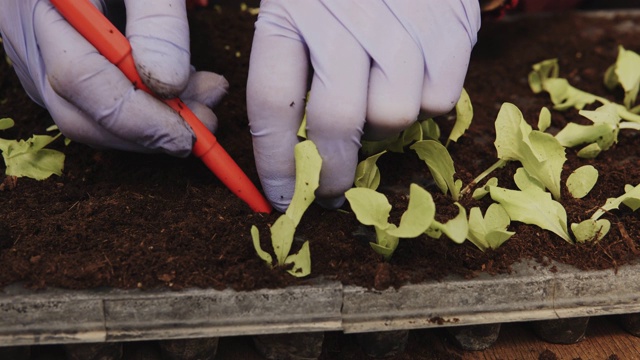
0;8;639;292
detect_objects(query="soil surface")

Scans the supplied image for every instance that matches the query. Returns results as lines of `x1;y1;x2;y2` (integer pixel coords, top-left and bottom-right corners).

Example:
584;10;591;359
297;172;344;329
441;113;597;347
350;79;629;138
1;7;639;292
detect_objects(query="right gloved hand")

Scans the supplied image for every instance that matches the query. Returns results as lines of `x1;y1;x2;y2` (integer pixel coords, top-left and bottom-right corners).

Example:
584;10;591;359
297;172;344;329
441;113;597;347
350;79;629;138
0;0;228;157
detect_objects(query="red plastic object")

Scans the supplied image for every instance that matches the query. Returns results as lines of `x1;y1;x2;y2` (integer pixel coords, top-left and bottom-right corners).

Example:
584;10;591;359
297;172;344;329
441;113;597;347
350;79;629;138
50;0;272;213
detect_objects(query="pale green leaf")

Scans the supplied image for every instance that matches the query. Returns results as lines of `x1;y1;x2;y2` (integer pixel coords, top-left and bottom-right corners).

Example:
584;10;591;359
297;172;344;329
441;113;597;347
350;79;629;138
494;103;566;200
555;122;617;150
270;215;296;265
571;219;611;243
286;140;322;226
472;177;498;200
296;113;307;139
0;118;14;130
370;241;397;261
513;167;544;192
490;186;572;243
345;188;392;230
528;58;559;94
386;184;435;238
285;241;311;277
538;107;551;132
467;204;514;252
354;151;386;190
577;143;602;159
612;45;640;108
411;140;459;200
387;122;423;153
0;135;65;180
420;118;441;141
251;225;273;266
566;165;598;199
428;203;468;244
543;78;608;111
592;184;640;219
448;88;473;145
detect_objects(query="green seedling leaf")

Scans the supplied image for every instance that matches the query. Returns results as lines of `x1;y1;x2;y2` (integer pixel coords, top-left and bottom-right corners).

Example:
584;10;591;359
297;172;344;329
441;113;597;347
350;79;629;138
355;151;386;190
345;187;392;230
576;143;602;159
538;107;552;132
420;118;441;141
0;134;65;180
592;184;640;220
426;203;468;244
271;215;297;265
0;118;14;130
571;219;611;243
543;78;608;111
494;103;566;200
386;184;436;238
411;140;460;200
529;58;560;94
472;177;498;200
566;165;598;199
284;241;311;277
251;226;273;266
490;186;572;243
448;88;473;146
387;121;423;153
467;204;515;251
286;140;322;226
346;184;435;259
605;45;640;108
251;140;321;276
513;167;545;192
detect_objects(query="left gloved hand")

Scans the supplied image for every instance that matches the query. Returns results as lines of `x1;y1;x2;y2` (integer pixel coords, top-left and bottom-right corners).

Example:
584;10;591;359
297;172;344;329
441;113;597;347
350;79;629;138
247;0;481;212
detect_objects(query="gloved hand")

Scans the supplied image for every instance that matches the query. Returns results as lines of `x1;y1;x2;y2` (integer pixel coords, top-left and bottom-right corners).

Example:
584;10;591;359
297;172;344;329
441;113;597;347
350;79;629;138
247;0;481;212
0;0;228;157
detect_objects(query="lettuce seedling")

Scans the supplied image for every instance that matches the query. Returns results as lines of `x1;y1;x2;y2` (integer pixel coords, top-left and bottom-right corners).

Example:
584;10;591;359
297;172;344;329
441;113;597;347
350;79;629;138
345;184;436;260
251;140;321;277
489;185;572;244
571;184;640;243
447;88;473;147
494;103;566;200
467;203;514;252
411;140;462;201
604;45;640;109
566;165;598;199
354;150;386;190
424;202;469;244
0;118;65;180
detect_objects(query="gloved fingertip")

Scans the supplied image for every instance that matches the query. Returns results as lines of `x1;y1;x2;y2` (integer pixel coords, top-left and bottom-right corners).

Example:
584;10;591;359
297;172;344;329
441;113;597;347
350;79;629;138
316;196;346;210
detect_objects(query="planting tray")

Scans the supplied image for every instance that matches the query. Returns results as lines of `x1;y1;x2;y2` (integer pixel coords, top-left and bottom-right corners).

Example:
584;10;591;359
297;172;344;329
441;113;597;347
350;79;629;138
2;7;640;353
2;259;640;346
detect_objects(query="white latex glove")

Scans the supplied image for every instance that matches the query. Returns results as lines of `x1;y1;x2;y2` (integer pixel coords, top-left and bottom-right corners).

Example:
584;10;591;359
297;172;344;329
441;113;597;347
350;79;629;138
0;0;228;157
247;0;481;212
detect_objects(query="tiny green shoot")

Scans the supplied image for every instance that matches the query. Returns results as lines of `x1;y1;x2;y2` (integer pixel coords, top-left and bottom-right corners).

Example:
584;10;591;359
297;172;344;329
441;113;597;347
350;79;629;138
354;151;386;190
411;140;462;201
0;119;65;180
250;140;321;277
566;165;598;199
604;45;640;109
345;184;436;260
467;203;515;252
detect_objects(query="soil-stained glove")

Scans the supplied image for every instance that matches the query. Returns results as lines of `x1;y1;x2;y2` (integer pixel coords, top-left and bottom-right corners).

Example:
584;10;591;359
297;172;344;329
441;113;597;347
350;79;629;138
247;0;481;212
0;0;228;157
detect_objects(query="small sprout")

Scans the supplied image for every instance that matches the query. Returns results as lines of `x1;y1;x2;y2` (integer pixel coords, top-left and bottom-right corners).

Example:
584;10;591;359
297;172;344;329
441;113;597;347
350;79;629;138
354;151;386;190
345;184;436;260
538;107;551;132
411;140;462;201
467;203;515;251
472;177;498;200
604;45;640;109
566;165;598;199
420;117;441;141
0;120;65;180
489;186;572;244
447;88;473;147
425;203;469;244
592;183;640;220
571;219;611;243
251;140;321;277
494;103;566;200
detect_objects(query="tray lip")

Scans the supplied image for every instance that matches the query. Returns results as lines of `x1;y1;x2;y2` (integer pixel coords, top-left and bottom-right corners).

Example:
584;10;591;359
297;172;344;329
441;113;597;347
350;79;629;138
1;259;640;346
3;9;640;347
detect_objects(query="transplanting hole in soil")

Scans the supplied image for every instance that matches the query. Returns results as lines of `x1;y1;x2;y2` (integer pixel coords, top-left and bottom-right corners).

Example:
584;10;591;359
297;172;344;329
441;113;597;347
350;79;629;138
0;8;639;293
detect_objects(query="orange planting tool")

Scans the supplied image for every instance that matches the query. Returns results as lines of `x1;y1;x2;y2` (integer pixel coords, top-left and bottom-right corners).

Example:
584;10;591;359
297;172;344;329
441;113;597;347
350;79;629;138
50;0;272;213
